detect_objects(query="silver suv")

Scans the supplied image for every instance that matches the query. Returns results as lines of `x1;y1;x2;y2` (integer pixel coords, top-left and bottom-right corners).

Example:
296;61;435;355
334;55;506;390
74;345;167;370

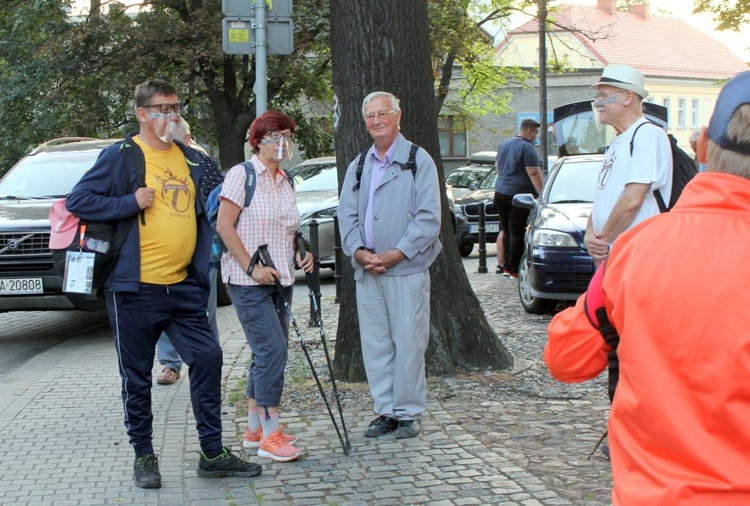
0;138;118;312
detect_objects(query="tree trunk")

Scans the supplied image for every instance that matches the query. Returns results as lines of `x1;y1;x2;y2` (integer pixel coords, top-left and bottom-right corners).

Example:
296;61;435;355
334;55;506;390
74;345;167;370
330;0;513;382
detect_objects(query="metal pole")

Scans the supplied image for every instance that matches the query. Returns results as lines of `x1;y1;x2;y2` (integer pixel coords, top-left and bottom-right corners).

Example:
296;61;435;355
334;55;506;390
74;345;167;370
333;214;342;304
254;0;268;115
308;220;321;327
538;0;549;172
477;202;488;273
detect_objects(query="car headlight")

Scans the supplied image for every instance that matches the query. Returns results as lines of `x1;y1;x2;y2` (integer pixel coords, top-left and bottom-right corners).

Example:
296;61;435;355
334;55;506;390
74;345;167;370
531;229;578;248
301;207;337;223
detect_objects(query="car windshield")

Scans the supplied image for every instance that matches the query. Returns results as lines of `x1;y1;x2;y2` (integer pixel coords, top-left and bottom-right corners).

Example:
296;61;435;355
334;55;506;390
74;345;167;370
546;159;601;204
445;168;488;188
0;150;102;199
290;163;337;192
479;168;497;189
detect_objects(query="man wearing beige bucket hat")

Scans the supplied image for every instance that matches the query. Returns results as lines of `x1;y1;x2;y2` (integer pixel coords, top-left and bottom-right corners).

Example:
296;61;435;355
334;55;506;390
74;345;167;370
584;63;673;266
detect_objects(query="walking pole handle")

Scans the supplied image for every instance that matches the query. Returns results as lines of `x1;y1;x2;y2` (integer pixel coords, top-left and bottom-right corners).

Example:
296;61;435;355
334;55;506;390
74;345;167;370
257;244;277;270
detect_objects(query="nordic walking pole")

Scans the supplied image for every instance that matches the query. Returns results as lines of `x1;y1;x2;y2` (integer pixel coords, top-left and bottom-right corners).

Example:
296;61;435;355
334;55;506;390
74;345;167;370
295;233;351;453
255;244;351;455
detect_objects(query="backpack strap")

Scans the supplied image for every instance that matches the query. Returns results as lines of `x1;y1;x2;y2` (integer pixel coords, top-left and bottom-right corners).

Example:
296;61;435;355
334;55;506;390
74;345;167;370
239;162;257;208
397;143;420;178
629;120;669;212
236;161;293;212
584;260;621;403
352;143;420;192
352;149;370;192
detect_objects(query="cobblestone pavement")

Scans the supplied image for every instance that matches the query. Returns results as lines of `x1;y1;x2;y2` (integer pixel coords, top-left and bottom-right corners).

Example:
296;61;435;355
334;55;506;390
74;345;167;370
0;253;613;505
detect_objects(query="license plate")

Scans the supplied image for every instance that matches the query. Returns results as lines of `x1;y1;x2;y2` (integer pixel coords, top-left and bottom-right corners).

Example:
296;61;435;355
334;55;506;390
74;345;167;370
0;278;44;295
469;224;499;234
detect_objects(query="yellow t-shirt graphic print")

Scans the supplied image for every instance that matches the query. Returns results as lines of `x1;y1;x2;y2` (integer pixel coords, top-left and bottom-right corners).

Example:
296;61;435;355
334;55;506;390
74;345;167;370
134;137;197;285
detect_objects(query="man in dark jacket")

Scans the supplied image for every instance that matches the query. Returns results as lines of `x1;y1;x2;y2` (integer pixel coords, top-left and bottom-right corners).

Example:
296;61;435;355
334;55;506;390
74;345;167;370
66;80;260;489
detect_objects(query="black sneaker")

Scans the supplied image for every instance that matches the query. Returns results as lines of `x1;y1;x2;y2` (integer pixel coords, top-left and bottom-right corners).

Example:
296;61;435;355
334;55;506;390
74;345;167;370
364;415;398;437
197;447;263;478
133;454;161;489
394;420;420;439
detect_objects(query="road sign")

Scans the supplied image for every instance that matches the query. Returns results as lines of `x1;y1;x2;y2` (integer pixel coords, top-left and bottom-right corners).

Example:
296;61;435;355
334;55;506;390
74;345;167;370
222;0;253;17
222;18;253;55
222;0;293;17
268;0;293;18
222;17;294;55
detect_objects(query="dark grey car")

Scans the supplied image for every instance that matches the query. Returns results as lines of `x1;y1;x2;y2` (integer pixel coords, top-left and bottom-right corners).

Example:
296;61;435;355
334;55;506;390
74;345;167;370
0;138;117;312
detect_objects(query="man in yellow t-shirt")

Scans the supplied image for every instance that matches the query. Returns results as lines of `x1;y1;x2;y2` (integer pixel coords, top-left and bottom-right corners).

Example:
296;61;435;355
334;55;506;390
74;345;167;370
66;79;260;489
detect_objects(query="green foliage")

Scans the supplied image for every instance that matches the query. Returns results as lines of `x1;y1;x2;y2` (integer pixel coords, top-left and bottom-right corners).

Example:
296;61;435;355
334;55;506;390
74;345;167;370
694;0;750;32
430;0;530;120
0;0;528;173
0;0;333;172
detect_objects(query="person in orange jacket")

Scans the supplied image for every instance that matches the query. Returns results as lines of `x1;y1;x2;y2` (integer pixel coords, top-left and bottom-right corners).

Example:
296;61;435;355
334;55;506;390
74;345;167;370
545;70;750;505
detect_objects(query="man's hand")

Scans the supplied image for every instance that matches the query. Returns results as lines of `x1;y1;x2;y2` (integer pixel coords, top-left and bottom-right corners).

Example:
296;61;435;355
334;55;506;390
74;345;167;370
135;187;155;209
584;230;609;267
377;249;405;270
354;248;386;274
354;248;405;273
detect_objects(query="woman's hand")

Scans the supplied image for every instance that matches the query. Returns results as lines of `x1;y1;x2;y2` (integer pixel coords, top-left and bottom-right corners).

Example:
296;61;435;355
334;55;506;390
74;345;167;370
251;265;281;285
296;250;314;273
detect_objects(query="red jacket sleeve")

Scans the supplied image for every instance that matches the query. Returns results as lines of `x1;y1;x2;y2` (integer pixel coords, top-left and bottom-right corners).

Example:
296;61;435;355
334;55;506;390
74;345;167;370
544;293;610;383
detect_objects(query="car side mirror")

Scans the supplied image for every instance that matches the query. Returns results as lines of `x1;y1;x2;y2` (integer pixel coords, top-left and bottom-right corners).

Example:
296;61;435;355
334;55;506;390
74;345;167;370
512;193;536;210
469;182;479;190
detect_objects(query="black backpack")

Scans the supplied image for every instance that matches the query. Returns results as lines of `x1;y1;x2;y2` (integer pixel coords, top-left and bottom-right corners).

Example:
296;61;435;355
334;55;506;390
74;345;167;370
51;142;146;294
630;122;698;213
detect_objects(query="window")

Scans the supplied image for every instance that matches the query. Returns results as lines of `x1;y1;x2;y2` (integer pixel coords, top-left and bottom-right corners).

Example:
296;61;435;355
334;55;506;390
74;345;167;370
678;99;686;128
662;98;671;125
438;116;467;158
691;99;700;128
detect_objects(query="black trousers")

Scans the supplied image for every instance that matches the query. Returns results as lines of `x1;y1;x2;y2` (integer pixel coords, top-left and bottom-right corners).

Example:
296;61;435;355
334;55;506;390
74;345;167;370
494;192;530;274
105;275;223;457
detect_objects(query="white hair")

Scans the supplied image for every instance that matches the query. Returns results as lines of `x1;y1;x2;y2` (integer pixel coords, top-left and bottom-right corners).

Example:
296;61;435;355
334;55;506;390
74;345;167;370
361;91;400;117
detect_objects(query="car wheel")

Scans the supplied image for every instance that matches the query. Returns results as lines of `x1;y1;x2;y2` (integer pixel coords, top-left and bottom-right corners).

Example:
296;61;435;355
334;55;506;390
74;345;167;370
216;276;232;307
458;241;474;257
518;252;557;314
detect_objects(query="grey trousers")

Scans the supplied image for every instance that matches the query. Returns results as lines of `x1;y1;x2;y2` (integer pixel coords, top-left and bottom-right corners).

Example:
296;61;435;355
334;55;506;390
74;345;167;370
356;270;431;420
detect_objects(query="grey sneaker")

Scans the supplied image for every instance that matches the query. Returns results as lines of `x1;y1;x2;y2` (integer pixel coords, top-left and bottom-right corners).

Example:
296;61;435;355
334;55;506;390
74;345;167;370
133;454;161;489
394;420;420;439
197;447;262;478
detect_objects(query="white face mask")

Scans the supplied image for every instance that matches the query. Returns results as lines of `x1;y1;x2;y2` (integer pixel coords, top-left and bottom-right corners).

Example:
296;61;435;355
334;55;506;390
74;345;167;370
155;117;180;144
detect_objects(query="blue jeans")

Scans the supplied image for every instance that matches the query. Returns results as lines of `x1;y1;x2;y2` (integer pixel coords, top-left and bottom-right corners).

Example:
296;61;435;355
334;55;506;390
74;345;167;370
158;269;219;371
228;283;292;407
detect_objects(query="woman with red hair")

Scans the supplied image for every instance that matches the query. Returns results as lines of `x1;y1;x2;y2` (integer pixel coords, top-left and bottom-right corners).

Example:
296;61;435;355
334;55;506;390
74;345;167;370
216;110;313;462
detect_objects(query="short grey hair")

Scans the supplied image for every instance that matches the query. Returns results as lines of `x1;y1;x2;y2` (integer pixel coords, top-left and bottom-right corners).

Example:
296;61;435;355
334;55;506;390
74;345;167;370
362;91;401;117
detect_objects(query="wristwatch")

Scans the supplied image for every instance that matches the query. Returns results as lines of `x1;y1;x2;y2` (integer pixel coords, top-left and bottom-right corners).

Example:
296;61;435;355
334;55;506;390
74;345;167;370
246;263;254;276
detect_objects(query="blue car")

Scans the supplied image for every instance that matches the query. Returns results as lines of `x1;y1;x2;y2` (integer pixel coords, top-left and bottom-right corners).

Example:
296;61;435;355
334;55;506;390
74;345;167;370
512;155;600;314
512;100;669;314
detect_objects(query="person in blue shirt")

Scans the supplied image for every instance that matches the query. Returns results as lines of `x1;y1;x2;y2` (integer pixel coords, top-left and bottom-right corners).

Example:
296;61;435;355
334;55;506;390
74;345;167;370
493;119;543;277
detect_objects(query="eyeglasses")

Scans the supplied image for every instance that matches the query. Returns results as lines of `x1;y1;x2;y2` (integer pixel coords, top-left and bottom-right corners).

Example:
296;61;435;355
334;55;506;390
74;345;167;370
262;131;294;143
593;91;626;107
142;102;182;114
364;110;397;122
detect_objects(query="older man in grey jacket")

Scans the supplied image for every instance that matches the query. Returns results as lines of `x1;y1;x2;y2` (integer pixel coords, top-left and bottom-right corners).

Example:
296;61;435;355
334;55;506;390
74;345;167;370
338;91;442;439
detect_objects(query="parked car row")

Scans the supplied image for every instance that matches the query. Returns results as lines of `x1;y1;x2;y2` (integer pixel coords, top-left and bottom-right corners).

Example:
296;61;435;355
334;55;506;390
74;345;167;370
5;100;662;317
